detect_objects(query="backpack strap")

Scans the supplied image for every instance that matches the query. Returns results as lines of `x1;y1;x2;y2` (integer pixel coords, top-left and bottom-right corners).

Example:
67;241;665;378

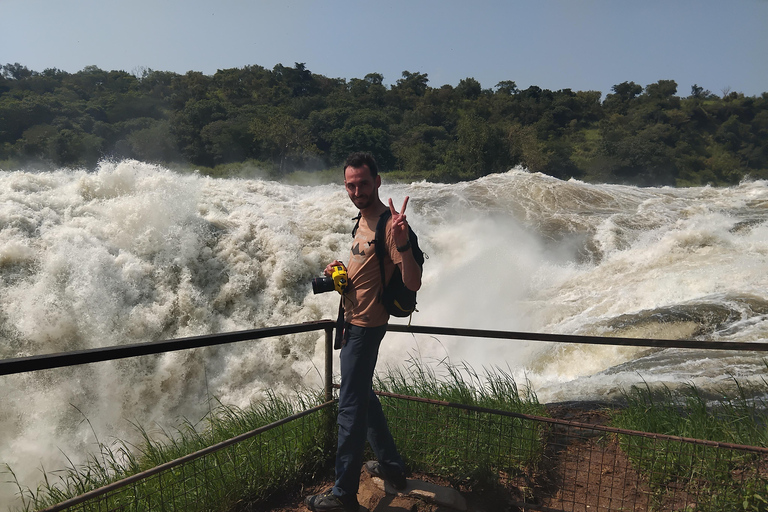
334;295;345;350
335;212;364;349
374;210;392;303
351;212;362;237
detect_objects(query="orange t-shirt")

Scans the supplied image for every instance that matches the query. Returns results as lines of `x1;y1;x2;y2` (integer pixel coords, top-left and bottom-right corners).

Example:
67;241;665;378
343;213;402;327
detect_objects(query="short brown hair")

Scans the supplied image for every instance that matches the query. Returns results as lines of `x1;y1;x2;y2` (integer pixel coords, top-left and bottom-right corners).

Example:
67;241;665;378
344;152;378;178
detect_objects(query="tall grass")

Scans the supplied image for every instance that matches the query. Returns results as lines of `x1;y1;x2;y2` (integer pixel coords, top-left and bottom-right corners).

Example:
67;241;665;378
6;390;331;512
13;355;768;512
6;358;545;511
610;369;768;512
612;381;768;446
375;357;547;488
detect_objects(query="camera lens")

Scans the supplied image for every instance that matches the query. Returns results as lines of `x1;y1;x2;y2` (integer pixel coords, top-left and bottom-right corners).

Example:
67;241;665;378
312;276;336;294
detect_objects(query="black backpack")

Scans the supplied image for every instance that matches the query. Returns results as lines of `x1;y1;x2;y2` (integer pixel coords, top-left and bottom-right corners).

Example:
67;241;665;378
335;210;425;349
371;210;425;317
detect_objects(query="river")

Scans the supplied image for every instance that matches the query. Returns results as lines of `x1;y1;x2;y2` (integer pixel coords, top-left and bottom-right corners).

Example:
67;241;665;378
1;160;767;508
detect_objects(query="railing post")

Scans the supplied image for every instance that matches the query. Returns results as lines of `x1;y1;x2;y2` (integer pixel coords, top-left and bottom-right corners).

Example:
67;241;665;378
322;326;337;459
324;326;334;403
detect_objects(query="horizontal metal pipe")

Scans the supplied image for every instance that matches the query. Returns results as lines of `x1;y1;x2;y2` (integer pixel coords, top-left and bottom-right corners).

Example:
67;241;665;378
0;320;335;376
4;321;766;378
372;388;768;455
387;324;768;352
21;316;767;511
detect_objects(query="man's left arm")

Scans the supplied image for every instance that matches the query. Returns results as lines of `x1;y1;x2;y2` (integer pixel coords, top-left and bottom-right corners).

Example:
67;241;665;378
397;246;421;291
388;197;421;291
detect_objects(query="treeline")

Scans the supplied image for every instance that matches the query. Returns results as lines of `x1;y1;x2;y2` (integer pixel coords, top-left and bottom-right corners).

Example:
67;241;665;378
1;62;766;186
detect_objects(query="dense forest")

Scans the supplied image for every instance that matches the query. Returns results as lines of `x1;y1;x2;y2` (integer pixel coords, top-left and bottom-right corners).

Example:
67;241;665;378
1;62;766;186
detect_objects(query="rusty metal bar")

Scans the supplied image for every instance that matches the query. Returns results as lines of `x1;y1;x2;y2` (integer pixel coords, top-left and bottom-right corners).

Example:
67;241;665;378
370;388;768;455
324;326;334;403
5;321;765;378
387;324;768;351
0;320;336;376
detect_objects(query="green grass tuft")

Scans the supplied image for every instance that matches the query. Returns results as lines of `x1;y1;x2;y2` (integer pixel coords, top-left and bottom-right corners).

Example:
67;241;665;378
8;356;768;511
374;357;547;489
6;390;331;512
610;367;768;512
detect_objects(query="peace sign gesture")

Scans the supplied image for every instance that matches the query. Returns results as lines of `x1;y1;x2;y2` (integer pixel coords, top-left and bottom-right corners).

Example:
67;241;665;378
388;196;410;246
388;195;422;291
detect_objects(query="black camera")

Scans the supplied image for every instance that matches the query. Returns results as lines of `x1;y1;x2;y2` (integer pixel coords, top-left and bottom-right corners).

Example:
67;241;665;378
312;264;348;294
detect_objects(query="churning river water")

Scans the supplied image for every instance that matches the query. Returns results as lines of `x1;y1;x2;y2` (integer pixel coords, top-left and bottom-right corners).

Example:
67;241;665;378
1;160;767;507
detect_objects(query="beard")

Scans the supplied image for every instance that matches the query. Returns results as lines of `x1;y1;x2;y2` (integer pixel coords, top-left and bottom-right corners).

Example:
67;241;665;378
351;194;375;210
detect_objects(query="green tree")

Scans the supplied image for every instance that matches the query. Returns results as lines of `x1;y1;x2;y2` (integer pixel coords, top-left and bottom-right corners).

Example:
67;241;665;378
391;71;429;109
125;120;179;162
442;112;510;180
250;110;317;173
507;123;548;173
392;124;450;176
495;80;518;95
603;81;642;115
2;62;34;80
455;77;482;100
1;61;766;185
329;124;394;170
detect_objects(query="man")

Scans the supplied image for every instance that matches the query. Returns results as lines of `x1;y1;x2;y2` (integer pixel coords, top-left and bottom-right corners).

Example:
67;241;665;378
305;152;422;512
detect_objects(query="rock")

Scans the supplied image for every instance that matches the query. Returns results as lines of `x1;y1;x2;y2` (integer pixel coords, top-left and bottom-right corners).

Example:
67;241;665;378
368;476;467;511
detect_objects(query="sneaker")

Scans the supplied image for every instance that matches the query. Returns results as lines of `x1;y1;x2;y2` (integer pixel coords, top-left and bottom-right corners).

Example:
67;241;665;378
304;488;359;512
364;460;407;490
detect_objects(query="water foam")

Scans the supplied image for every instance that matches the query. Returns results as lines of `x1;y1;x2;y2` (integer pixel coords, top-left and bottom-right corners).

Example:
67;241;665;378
2;163;768;507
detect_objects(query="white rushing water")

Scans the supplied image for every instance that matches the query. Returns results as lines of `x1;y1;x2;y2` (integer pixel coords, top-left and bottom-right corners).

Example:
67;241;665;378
1;160;768;507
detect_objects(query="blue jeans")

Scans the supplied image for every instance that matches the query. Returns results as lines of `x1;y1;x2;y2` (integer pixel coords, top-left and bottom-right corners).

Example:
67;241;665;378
333;323;405;499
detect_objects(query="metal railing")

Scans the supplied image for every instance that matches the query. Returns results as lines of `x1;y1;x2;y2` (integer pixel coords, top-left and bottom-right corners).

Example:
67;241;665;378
0;320;338;403
376;389;768;511
387;323;768;351
2;322;767;512
38;401;334;512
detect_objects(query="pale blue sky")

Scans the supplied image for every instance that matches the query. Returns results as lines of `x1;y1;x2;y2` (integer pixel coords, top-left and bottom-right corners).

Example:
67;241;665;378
3;0;767;98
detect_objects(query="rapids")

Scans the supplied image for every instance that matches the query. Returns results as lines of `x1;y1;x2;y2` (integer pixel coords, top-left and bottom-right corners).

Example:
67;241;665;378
1;160;767;507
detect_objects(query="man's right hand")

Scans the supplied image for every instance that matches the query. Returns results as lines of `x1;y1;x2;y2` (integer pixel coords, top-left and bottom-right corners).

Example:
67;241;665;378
324;260;343;277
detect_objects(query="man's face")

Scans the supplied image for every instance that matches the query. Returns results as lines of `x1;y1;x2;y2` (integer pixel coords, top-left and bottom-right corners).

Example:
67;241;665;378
344;164;380;211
